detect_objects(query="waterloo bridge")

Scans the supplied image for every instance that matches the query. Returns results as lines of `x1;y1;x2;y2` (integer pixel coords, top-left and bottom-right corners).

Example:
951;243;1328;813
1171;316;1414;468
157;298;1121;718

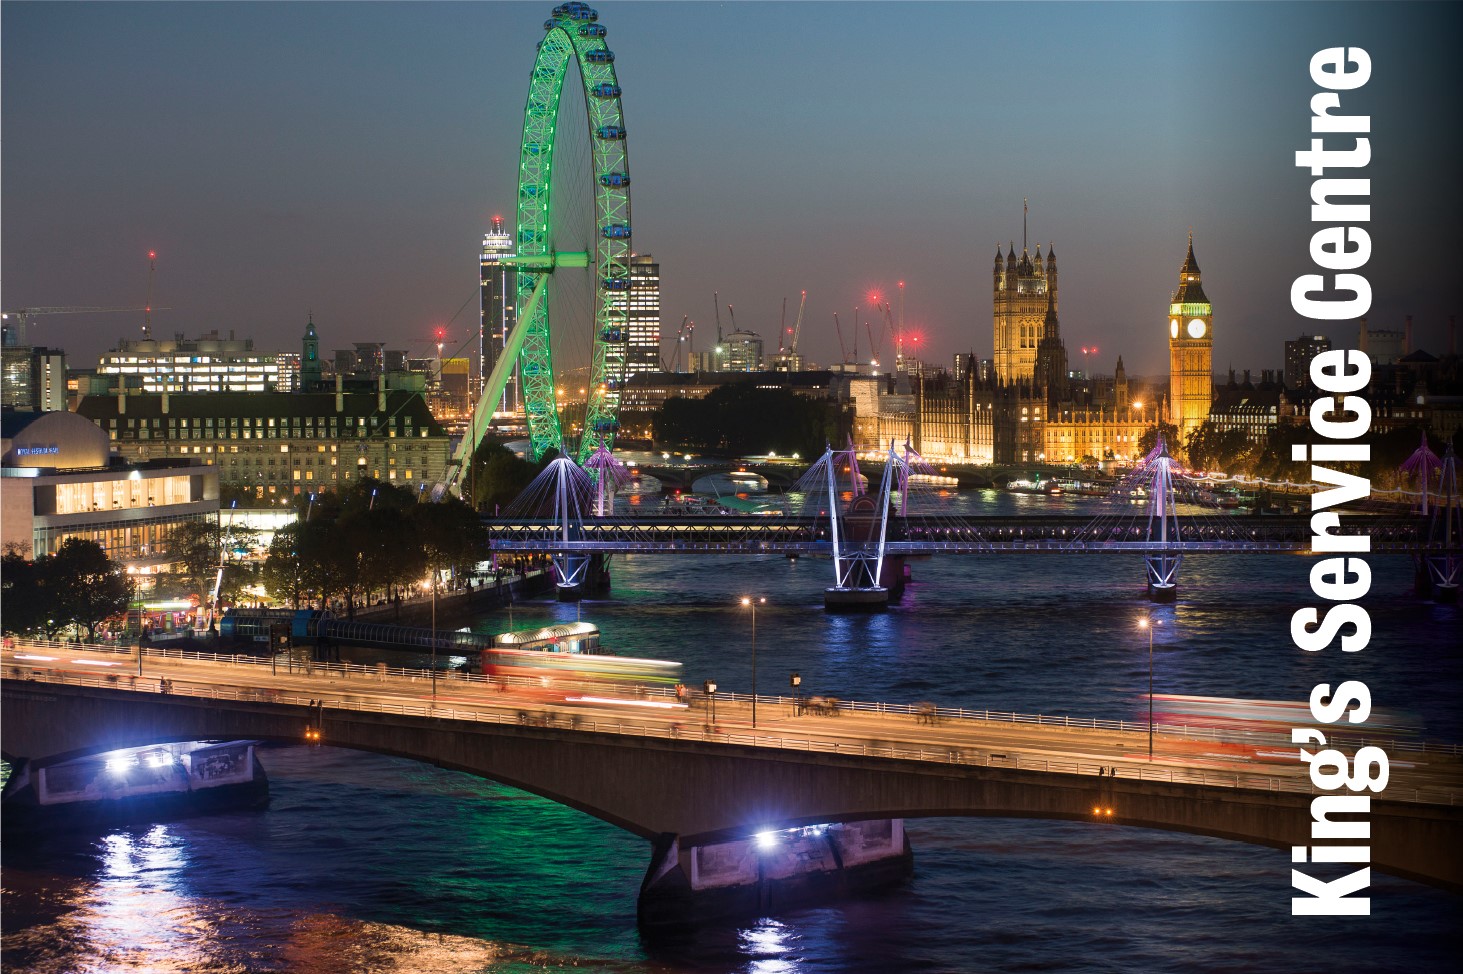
4;643;1460;921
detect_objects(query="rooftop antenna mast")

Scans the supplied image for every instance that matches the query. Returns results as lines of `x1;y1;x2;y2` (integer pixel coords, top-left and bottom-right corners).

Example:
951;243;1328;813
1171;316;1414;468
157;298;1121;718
143;249;157;339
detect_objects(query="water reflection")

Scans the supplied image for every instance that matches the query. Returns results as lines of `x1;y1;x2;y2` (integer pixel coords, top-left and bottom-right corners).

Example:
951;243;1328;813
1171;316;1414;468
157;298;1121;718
741;918;798;973
53;825;214;972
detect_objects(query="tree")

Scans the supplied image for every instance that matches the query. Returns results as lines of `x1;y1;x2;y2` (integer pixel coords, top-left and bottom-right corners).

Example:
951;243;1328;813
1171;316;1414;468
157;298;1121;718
338;477;418;518
48;538;130;641
346;505;423;611
261;523;304;607
218;562;260;607
1185;422;1254;475
1138;422;1181;458
162;519;223;599
414;496;489;586
468;442;543;513
1;548;48;637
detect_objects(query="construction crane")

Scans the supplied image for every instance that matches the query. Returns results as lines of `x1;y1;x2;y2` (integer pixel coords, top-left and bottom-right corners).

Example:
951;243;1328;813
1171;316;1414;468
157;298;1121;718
880;301;896;367
788;290;806;361
1;306;163;347
833;312;849;364
713;292;723;344
777;298;787;355
143;250;158;339
665;316;694;372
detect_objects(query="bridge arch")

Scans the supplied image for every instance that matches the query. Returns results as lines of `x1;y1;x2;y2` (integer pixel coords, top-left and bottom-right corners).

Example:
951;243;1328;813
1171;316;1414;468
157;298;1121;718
4;682;1458;892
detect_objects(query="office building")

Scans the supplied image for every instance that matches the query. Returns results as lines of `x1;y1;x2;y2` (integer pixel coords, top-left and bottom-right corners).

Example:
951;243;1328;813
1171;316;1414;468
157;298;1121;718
76;381;452;497
480;215;518;412
1284;333;1331;389
3;345;67;412
99;331;288;393
622;253;661;378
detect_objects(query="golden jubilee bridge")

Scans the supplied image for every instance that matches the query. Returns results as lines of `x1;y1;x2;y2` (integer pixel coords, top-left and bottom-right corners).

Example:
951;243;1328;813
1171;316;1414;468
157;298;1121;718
483;439;1463;609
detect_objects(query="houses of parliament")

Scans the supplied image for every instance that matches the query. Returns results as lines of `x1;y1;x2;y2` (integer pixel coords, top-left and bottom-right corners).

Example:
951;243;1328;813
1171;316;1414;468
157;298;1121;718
857;228;1212;466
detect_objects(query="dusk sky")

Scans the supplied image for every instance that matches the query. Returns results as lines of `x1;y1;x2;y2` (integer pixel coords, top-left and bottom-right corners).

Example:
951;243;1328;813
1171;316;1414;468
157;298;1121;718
3;1;1459;379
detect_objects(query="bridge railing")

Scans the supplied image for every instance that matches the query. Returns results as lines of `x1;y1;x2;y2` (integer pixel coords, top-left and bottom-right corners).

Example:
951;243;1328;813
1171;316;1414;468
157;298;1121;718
7;662;1458;806
7;637;1459;761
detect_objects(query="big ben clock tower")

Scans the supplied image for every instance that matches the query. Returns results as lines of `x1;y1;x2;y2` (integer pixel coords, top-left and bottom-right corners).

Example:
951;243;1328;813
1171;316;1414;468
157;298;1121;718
1168;232;1213;439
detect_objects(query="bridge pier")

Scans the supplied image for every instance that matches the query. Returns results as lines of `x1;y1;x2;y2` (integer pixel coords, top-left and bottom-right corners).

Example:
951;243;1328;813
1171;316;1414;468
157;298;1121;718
554;554;611;601
824;586;889;612
879;555;908;602
1144;554;1180;603
1413;556;1434;599
637;819;913;927
1423;554;1459;603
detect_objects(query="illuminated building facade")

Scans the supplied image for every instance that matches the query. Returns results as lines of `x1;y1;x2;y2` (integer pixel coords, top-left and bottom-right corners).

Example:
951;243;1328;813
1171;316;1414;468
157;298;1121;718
1284;333;1331;390
3;345;67;411
480;216;518;412
1167;234;1214;439
993;241;1057;385
299;315;323;390
1;409;218;569
76;383;451;496
99;331;288;393
721;332;764;372
621;253;661;378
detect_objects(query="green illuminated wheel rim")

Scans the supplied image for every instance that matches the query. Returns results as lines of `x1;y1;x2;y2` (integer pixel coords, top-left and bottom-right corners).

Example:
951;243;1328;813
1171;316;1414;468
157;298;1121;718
516;2;631;463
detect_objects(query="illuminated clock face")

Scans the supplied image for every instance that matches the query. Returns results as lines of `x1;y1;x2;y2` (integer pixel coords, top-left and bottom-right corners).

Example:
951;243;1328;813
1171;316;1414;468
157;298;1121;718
1169;318;1179;338
1187;318;1207;339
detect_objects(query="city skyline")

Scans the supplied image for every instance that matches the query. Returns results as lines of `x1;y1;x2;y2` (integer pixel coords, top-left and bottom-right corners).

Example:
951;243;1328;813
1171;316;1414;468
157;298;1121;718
3;2;1460;378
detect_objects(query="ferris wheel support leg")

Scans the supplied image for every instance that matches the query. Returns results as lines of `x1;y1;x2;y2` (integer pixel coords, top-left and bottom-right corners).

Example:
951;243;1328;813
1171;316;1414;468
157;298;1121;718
444;261;582;497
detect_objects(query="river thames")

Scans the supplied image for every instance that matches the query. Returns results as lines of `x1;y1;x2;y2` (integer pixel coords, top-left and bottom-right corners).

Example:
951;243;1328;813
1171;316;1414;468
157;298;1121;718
3;495;1460;972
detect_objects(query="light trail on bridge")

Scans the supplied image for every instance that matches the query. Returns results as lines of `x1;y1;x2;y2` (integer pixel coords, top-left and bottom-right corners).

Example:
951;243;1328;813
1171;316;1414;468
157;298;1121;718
6;641;1460;805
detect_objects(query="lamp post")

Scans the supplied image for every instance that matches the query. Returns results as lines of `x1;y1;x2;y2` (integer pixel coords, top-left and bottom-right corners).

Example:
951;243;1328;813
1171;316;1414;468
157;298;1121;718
740;596;765;728
791;672;802;716
127;566;142;675
1138;616;1160;760
430;570;438;700
704;679;717;728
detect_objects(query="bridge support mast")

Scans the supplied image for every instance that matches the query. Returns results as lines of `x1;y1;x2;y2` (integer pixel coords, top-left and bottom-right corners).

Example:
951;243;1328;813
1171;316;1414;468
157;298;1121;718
545;456;594;600
1143;436;1182;603
1424;445;1461;603
824;443;896;611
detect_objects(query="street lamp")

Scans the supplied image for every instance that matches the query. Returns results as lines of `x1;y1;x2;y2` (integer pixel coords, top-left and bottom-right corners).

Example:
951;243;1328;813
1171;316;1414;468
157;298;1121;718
127;566;142;675
704;679;717;728
741;596;765;728
1138;616;1161;760
790;672;802;716
430;571;438;699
